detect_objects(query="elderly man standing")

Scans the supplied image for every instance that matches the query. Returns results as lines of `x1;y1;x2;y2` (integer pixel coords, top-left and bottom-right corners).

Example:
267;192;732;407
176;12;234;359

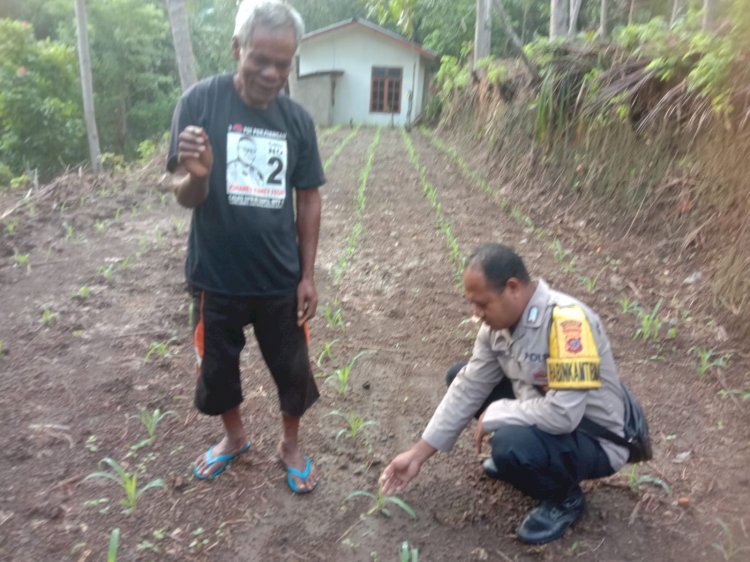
380;244;631;543
167;0;324;493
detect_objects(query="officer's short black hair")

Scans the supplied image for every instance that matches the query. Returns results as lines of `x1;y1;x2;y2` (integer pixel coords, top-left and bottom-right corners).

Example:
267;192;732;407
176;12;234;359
465;243;530;291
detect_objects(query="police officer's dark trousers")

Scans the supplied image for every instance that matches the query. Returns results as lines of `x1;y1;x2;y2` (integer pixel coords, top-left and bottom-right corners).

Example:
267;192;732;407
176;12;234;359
447;363;614;502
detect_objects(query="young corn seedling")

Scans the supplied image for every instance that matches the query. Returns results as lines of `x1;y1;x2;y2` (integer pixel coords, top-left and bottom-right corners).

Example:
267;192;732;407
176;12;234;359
713;518;750;561
108;528;121;562
561;257;576;274
634;299;663;341
316;338;339;367
84;457;165;514
14;253;30;269
326;410;377;445
399;541;419;562
346;487;417;519
322;300;345;330
625;465;671;496
129;407;176;450
326;351;368;396
74;286;91;301
691;348;732;377
99;264;115;282
580;267;606;294
550;239;571;263
618;295;638;314
40;306;60;327
144;339;175;363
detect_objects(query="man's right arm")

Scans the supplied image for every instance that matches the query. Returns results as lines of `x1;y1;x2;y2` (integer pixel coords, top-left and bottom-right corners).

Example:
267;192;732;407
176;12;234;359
421;324;505;452
171;126;212;209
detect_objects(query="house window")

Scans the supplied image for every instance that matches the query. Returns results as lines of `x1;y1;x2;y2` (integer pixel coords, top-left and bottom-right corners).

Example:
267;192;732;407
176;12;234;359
370;67;402;113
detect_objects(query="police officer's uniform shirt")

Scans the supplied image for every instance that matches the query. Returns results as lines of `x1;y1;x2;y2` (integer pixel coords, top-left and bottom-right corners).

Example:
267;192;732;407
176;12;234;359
422;279;629;471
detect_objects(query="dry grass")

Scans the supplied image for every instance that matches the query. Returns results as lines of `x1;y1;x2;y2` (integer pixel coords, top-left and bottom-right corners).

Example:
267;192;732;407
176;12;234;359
437;69;750;335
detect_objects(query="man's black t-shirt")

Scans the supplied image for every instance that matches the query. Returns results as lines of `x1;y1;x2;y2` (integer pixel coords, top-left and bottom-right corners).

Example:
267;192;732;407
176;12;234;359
167;74;325;296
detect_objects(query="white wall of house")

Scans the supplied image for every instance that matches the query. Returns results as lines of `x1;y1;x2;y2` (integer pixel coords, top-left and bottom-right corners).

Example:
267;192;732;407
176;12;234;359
298;26;429;127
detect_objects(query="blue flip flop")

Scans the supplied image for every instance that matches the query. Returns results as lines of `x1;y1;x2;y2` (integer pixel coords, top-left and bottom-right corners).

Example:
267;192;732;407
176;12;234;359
286;456;317;494
193;441;251;480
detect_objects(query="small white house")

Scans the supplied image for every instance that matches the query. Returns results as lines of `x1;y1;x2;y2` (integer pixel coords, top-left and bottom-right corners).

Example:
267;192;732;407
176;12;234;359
291;18;437;127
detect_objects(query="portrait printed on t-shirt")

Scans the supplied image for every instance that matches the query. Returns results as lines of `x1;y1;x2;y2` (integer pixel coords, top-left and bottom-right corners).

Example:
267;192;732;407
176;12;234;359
226;125;288;209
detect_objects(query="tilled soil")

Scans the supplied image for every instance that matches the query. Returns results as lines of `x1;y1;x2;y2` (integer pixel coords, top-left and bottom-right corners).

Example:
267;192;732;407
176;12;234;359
0;127;748;562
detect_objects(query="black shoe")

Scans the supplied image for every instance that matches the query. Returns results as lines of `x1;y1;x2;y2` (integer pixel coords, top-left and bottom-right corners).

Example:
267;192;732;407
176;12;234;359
482;457;500;479
517;489;585;545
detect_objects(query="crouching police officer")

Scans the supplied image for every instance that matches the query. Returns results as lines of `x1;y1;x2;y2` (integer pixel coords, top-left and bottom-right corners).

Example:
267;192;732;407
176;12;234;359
379;243;629;545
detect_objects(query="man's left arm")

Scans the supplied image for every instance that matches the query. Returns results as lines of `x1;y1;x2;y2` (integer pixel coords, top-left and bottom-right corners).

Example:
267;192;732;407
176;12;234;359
296;188;321;326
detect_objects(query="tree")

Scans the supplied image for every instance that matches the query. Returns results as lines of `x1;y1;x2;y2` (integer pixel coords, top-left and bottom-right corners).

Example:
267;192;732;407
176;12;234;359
599;0;608;38
493;0;539;80
295;0;368;32
58;0;179;155
74;0;102;172
167;0;197;91
474;0;491;68
568;0;582;35
550;0;568;38
0;19;86;178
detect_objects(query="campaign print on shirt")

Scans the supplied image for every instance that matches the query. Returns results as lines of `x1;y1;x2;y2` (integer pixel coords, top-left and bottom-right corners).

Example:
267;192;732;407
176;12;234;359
226;125;287;209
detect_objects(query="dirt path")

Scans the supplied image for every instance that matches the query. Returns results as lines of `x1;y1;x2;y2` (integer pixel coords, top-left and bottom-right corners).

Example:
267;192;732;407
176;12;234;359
0;127;747;561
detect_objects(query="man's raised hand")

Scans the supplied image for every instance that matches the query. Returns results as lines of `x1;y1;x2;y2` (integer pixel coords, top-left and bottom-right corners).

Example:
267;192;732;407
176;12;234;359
178;126;213;178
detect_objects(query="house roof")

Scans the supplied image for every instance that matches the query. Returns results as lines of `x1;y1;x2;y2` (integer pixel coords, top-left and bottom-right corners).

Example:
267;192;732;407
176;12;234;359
302;17;437;61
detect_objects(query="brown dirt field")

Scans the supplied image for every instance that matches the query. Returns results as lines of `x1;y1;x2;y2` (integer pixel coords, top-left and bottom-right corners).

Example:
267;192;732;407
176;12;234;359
0;126;748;562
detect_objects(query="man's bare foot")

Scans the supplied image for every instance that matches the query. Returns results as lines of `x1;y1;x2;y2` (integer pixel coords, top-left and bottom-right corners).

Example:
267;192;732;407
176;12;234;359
278;440;318;493
194;435;249;479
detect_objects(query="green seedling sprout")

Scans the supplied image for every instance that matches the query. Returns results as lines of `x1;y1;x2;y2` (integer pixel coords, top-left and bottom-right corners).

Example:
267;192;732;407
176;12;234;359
99;264;115;282
326;410;377;444
75;286;91;300
618;295;638;314
108;528;121;562
691;347;732;377
322;300;345;330
40;306;60;327
144;339;176;363
84;457;165;514
580;267;606;294
129;407;176;450
550;239;571;263
625;465;671;496
346;487;417;519
561;257;576;274
634;299;663;341
316;338;339;366
712;518;750;561
399;541;419;562
14;253;30;269
326;351;369;395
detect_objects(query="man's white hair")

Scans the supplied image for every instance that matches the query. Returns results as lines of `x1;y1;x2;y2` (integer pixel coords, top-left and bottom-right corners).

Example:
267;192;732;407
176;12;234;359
233;1;304;47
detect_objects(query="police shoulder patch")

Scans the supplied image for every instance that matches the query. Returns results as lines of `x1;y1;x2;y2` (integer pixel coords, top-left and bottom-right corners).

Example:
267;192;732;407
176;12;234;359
546;305;601;390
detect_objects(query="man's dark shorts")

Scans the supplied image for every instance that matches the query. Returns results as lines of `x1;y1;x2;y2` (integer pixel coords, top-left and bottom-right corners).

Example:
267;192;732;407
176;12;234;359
191;290;319;417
